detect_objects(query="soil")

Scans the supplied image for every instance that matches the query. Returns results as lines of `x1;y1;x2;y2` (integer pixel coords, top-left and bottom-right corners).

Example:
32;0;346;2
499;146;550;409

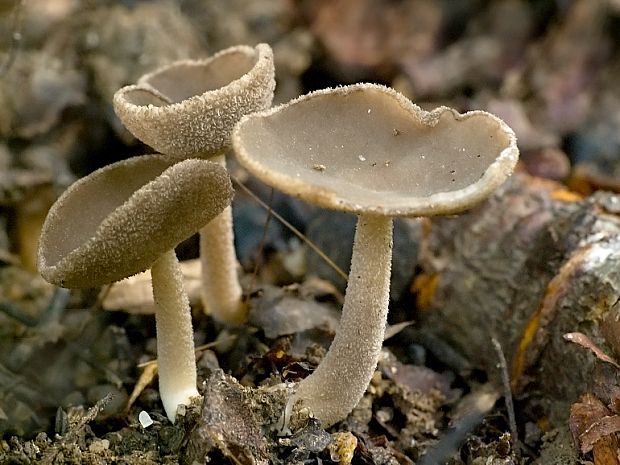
2;0;620;464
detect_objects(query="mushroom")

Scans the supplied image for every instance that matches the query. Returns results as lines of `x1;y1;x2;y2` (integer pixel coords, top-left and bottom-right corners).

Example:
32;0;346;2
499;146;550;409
232;83;519;427
37;155;233;422
113;44;275;326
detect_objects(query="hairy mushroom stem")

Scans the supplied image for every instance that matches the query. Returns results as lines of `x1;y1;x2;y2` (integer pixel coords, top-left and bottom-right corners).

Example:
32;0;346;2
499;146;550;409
151;248;199;422
199;154;245;324
292;214;393;427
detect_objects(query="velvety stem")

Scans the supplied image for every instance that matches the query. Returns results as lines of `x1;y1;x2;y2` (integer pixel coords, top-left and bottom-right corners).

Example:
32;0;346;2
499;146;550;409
152;249;199;422
292;214;393;427
199;154;245;324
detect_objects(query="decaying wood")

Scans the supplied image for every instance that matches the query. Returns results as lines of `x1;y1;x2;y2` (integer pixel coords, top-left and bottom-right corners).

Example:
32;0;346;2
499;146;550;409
418;172;620;426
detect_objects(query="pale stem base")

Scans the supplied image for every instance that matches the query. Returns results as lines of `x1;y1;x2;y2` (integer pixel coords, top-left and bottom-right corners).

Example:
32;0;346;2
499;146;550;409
199;154;245;324
152;249;199;423
292;214;393;427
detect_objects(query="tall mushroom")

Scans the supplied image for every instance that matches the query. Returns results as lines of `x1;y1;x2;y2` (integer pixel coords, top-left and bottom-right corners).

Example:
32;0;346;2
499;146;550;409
232;84;519;427
113;44;275;325
37;155;233;422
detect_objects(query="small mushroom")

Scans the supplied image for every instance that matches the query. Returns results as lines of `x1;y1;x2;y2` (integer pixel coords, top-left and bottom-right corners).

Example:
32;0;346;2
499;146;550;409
113;43;276;326
37;155;233;422
232;84;518;427
113;44;275;159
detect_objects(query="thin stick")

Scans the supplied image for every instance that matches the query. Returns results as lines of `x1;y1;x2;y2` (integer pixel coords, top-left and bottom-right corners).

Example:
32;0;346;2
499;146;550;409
491;336;519;451
0;300;37;326
245;187;274;306
232;175;348;282
39;288;71;325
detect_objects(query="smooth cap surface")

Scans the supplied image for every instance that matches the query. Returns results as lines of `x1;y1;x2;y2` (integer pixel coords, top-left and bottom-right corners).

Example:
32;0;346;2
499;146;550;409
233;84;519;216
38;155;233;288
113;43;275;159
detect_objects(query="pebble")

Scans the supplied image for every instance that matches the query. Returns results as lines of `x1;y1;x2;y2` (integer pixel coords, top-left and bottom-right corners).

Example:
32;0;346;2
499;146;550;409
138;411;153;428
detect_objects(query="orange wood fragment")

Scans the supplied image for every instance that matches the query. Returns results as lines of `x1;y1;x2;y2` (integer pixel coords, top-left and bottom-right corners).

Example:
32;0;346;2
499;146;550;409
550;188;583;203
412;273;440;311
511;244;595;392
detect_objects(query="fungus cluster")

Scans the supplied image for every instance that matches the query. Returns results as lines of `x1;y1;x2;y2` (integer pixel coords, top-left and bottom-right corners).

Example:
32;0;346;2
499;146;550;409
114;43;276;325
38;155;233;422
39;43;275;424
232;83;518;427
38;45;518;431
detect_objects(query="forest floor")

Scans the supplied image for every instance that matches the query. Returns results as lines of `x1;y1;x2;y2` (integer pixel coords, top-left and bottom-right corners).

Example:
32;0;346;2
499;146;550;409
1;0;620;464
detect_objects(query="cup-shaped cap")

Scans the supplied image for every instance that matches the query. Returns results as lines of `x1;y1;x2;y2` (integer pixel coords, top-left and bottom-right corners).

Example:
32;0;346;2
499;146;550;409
38;155;233;288
113;43;275;160
233;84;518;216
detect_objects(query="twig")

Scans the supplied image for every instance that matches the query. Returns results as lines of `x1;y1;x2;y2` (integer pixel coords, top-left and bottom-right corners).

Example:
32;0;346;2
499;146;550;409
38;288;71;325
232;175;348;282
0;300;37;326
491;336;519;452
245;187;274;306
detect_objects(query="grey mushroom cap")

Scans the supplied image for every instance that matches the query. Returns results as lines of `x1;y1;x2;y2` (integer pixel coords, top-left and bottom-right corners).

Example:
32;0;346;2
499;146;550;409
38;155;233;288
113;43;275;159
232;83;519;217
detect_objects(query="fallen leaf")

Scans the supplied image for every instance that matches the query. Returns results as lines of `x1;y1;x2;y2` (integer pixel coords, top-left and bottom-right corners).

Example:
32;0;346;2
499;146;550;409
126;363;158;411
103;259;202;314
563;332;620;370
570;392;620;464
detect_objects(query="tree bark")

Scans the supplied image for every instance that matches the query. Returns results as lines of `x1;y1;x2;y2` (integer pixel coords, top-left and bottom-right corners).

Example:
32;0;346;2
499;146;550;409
417;172;620;426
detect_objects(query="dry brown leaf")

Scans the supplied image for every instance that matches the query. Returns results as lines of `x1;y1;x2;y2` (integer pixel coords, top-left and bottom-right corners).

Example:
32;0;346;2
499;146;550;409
581;415;620;458
126;363;158;411
570;392;620;464
103;258;202;314
384;321;414;341
563;332;620;370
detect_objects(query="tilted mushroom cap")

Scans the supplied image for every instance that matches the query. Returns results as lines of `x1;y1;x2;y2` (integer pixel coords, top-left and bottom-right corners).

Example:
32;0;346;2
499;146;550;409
113;43;275;159
38;155;233;288
233;84;518;217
